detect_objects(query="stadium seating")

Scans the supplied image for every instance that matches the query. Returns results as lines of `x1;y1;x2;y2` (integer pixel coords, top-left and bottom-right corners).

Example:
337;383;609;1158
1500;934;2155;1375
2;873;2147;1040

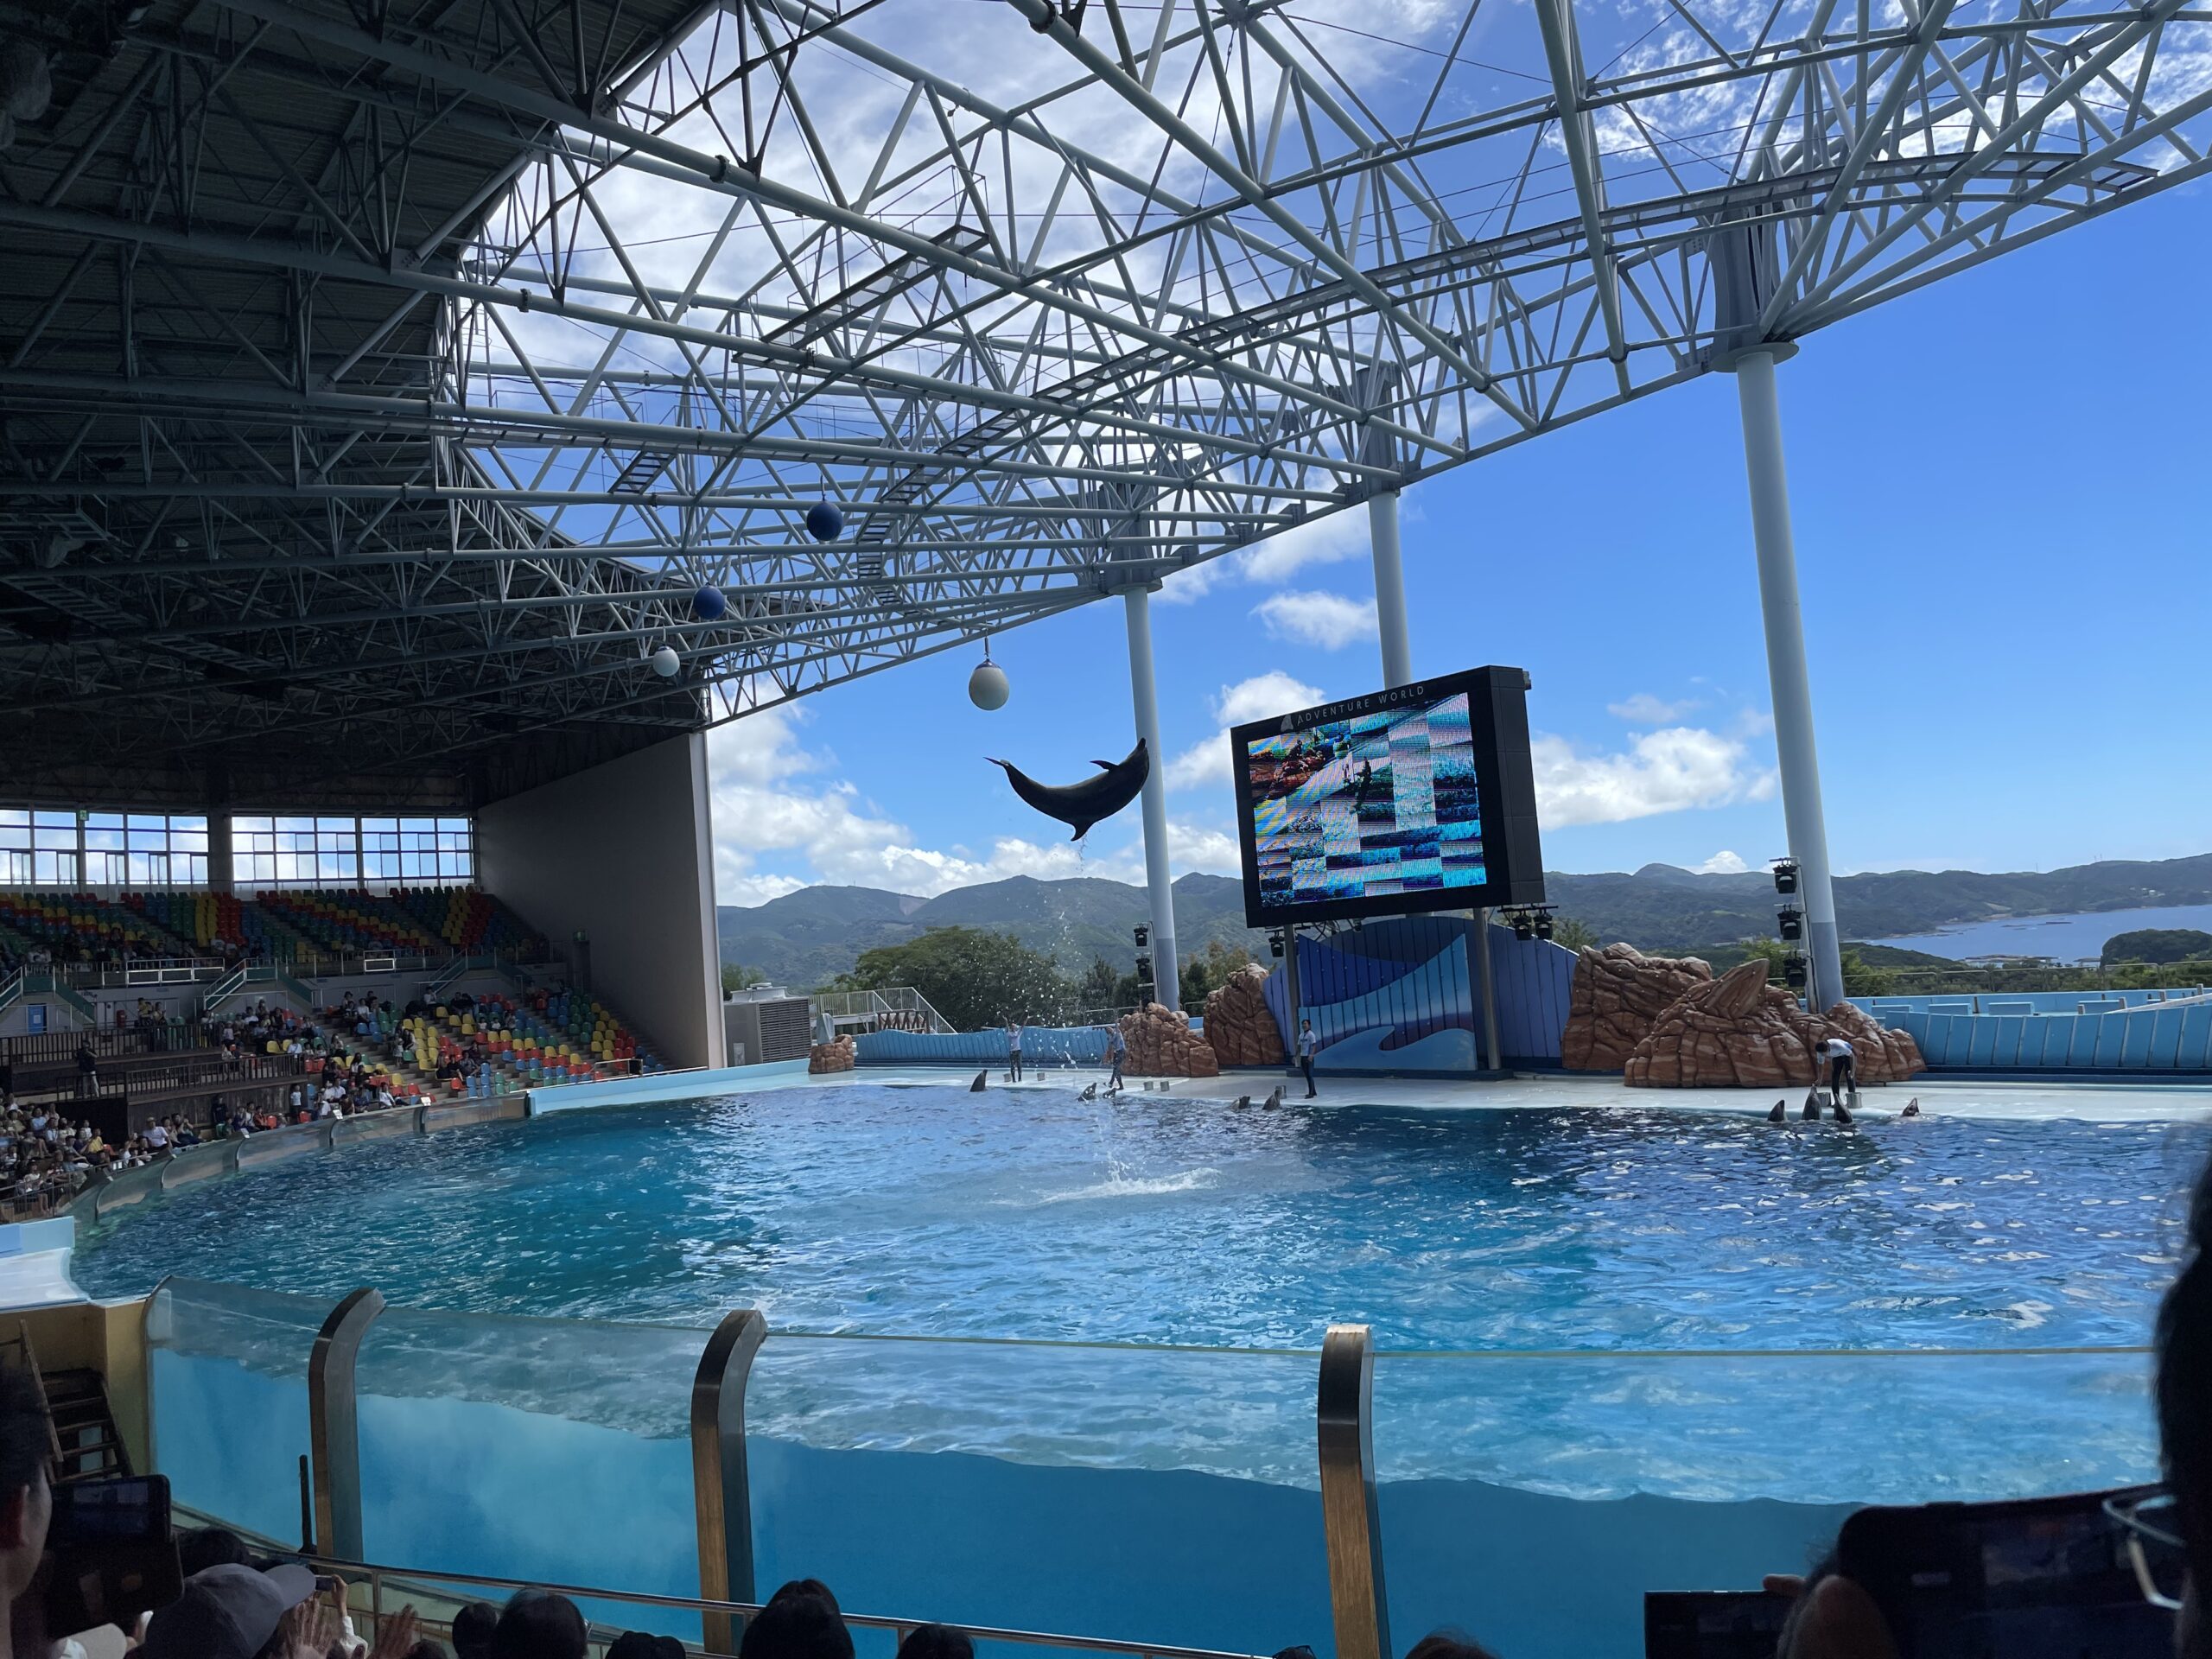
255;890;447;957
399;988;662;1090
0;891;195;960
386;887;545;957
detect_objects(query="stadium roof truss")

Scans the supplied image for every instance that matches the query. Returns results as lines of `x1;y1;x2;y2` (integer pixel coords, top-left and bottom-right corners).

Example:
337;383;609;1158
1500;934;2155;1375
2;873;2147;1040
1;0;2206;791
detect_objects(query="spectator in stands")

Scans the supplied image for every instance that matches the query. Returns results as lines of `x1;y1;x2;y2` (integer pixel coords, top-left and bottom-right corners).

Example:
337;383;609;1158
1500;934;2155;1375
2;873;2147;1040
138;1561;321;1659
450;1601;499;1659
491;1589;588;1659
0;1360;52;1652
144;1116;170;1155
607;1636;684;1659
1402;1636;1499;1659
176;1523;257;1577
75;1037;99;1097
741;1580;853;1659
895;1626;973;1659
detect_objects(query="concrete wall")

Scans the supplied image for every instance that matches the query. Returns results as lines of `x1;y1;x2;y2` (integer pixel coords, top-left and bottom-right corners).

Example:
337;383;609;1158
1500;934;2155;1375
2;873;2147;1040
476;734;723;1069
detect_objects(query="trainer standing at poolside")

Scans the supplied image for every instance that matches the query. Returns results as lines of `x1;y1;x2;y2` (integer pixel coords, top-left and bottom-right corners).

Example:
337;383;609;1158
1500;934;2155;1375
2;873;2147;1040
1005;1017;1023;1083
1103;1022;1125;1091
1297;1020;1319;1099
1816;1033;1856;1109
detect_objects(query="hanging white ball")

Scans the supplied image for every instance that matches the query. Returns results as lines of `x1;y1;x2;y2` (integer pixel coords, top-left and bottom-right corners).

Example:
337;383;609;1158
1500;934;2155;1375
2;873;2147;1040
968;658;1010;711
651;645;681;677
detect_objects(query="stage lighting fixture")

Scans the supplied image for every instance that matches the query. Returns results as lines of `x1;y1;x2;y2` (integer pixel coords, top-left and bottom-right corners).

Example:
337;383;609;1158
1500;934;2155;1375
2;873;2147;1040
1783;954;1808;989
1777;906;1804;941
1268;931;1285;959
1134;924;1148;948
1772;858;1799;895
1535;914;1554;941
1510;912;1535;942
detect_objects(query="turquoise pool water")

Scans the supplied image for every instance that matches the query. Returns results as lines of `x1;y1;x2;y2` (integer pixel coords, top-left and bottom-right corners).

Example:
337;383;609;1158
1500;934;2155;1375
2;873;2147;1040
94;1083;2204;1658
76;1084;2199;1351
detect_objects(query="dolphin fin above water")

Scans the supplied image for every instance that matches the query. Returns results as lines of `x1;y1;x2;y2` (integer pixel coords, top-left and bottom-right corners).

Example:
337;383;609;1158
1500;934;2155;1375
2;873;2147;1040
989;739;1151;840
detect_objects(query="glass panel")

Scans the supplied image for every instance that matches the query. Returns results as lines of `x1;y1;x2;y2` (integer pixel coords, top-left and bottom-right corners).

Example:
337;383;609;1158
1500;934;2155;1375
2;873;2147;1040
747;1335;1325;1656
353;1304;712;1639
1368;1348;2158;1659
145;1277;327;1548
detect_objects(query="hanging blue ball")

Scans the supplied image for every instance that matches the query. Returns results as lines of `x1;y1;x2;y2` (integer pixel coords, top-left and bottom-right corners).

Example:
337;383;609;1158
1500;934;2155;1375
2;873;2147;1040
805;501;843;543
692;583;727;621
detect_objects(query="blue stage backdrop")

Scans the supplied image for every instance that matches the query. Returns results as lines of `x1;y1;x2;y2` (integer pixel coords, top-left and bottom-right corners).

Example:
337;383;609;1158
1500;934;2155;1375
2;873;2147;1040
1260;917;1574;1073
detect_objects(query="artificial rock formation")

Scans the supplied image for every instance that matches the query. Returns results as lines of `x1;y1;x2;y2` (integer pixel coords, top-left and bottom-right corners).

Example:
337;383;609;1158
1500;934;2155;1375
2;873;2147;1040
1560;943;1713;1071
808;1034;856;1075
1119;1001;1222;1078
1623;960;1928;1088
1201;964;1284;1067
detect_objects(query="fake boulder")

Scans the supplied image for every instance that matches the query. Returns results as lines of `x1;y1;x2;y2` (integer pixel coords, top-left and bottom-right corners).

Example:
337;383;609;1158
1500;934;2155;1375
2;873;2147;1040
1560;943;1713;1071
1202;964;1284;1067
1624;960;1929;1087
808;1034;855;1075
1119;1001;1221;1078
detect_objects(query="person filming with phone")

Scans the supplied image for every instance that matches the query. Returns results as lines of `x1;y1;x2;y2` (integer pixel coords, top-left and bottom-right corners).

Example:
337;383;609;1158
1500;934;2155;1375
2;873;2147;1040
1759;1149;2212;1659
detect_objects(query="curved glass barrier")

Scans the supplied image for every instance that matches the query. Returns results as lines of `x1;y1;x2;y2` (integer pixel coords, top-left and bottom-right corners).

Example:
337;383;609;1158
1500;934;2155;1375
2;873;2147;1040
352;1303;715;1639
1370;1345;2158;1659
146;1276;327;1547
746;1333;1325;1659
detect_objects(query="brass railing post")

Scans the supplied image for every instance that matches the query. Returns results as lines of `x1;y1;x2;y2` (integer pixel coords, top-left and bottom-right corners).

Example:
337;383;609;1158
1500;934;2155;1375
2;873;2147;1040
691;1307;766;1654
308;1287;385;1562
1319;1323;1390;1659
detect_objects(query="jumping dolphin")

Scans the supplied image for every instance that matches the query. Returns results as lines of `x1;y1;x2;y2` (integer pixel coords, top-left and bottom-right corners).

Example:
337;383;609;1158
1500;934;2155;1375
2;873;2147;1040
989;739;1151;840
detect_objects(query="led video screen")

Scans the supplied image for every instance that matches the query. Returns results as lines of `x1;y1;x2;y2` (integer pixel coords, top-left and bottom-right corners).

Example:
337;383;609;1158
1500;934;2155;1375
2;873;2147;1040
1230;665;1547;927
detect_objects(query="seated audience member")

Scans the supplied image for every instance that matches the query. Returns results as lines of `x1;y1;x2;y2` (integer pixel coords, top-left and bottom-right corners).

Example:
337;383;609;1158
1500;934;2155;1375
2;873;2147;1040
1770;1149;2212;1658
607;1635;687;1659
1402;1637;1499;1659
177;1522;257;1577
450;1601;500;1659
138;1561;319;1659
741;1580;854;1659
0;1362;52;1649
896;1625;975;1659
491;1589;588;1659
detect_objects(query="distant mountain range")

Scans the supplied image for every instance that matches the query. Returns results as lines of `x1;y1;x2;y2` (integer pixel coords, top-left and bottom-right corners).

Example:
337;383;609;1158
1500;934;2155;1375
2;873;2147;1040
719;853;2212;988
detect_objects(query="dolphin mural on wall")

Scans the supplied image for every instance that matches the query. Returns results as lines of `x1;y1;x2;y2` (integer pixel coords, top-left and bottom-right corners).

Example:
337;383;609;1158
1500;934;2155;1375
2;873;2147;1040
989;738;1150;840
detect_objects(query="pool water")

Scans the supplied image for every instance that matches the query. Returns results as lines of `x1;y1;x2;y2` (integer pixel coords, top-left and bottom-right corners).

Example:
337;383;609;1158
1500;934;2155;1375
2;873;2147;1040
75;1084;2202;1351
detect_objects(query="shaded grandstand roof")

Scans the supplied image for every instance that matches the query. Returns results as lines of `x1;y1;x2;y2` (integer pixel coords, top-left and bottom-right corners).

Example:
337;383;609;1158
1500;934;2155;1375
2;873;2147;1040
2;0;2206;808
0;0;715;804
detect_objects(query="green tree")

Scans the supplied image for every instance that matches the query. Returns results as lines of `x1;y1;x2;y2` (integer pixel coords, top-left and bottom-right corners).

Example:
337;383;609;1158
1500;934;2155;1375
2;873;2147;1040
1177;938;1253;1010
823;926;1071;1032
721;963;769;995
1550;916;1600;950
2101;928;2212;966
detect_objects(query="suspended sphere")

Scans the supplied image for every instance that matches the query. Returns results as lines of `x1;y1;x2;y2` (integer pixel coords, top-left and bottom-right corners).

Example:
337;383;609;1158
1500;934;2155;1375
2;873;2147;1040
805;501;843;543
651;645;681;677
692;583;727;620
968;659;1010;711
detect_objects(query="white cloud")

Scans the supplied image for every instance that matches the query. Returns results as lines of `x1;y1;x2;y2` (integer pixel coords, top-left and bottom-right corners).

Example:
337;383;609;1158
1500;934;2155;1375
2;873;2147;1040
1608;692;1702;724
1696;850;1751;874
1532;725;1770;828
1156;509;1371;605
707;709;1109;901
1166;671;1325;790
1255;589;1379;650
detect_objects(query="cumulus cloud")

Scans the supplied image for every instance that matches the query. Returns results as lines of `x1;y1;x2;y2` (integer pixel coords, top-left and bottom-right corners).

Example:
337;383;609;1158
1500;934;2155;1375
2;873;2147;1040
1696;849;1751;874
707;709;1105;902
1157;509;1371;605
1166;671;1325;790
1608;692;1702;724
1532;725;1772;828
1255;589;1379;650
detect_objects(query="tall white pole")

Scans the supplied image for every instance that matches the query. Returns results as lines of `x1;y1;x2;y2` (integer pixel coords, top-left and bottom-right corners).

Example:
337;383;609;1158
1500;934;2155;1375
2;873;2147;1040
1368;489;1413;690
1733;350;1844;1011
1123;584;1180;1008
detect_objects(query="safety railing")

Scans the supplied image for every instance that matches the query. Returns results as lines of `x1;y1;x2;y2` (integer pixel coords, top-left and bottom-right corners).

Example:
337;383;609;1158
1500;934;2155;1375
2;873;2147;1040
0;1020;200;1065
810;987;956;1036
131;1274;2163;1659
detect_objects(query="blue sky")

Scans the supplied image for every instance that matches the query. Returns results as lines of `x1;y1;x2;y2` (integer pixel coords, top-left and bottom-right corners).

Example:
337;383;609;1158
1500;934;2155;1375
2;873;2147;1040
705;181;2212;905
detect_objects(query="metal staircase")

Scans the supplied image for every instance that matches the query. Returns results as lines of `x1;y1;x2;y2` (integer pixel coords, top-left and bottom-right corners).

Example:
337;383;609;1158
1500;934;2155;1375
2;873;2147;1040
2;1324;130;1484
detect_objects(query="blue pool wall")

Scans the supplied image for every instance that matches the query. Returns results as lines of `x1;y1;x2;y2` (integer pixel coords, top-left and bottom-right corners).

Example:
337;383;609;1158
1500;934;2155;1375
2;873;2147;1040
1853;989;2212;1075
147;1339;1854;1659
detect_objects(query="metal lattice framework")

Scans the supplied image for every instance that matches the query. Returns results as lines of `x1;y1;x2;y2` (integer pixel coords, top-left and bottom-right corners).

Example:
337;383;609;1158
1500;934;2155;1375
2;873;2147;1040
2;0;2207;797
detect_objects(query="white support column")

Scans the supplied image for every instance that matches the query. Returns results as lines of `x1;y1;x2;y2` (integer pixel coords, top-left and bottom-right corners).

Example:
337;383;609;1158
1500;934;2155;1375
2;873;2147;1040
1732;350;1843;1011
1368;489;1413;690
1123;584;1179;1008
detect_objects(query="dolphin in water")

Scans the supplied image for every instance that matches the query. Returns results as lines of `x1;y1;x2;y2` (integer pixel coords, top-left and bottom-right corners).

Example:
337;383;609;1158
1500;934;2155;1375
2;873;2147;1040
989;739;1151;840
